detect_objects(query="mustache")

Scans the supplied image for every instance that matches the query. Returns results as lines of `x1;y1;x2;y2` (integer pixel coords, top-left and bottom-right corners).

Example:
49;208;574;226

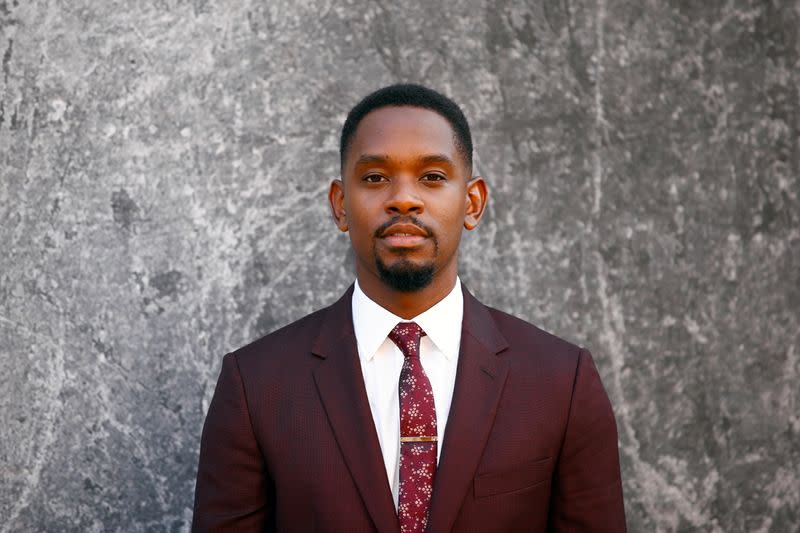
374;217;434;238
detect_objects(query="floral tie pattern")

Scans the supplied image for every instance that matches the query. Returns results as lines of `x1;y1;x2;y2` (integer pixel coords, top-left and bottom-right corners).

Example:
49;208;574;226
388;322;437;533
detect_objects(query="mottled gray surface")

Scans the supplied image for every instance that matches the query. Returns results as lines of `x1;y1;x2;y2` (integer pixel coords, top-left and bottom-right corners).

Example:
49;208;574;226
1;0;798;531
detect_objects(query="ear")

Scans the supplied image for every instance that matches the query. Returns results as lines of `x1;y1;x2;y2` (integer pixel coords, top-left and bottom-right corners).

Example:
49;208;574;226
463;176;488;230
328;179;348;232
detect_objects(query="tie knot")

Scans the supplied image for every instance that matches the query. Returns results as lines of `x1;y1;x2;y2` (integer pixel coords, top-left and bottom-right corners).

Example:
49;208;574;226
388;322;426;359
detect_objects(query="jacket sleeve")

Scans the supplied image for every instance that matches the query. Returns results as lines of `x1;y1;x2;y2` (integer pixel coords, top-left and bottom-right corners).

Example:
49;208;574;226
192;353;273;531
548;349;627;532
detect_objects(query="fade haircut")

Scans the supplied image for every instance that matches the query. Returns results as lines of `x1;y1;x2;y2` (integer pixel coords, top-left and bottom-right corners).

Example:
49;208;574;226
339;83;473;171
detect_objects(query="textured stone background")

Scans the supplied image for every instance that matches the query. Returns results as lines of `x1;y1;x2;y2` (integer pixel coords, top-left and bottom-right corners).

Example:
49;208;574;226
1;0;798;531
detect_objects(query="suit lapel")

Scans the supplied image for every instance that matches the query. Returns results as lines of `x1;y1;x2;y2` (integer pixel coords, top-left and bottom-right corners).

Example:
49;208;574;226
311;287;400;533
427;286;510;533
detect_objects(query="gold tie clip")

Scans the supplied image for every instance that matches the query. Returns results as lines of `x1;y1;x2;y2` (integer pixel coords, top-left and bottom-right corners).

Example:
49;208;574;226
400;436;437;443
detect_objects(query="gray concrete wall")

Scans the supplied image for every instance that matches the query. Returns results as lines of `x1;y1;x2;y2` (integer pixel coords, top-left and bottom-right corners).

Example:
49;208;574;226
1;0;798;531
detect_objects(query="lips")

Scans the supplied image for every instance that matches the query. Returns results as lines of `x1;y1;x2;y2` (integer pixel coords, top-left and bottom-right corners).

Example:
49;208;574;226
381;224;428;237
380;223;429;248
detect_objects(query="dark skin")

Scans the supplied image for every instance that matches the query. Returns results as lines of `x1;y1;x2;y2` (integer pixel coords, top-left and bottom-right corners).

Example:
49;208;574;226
329;106;488;319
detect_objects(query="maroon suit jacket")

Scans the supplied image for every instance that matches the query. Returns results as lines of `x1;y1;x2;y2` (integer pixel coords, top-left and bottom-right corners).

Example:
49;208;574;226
193;285;626;532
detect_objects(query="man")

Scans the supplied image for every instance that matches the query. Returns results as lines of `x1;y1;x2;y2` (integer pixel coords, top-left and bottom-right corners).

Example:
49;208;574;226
193;84;626;532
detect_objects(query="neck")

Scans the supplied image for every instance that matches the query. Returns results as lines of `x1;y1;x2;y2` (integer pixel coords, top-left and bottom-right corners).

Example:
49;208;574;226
356;265;458;319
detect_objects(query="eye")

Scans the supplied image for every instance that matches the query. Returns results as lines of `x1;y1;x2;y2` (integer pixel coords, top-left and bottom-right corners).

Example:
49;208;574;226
363;174;387;183
421;173;446;182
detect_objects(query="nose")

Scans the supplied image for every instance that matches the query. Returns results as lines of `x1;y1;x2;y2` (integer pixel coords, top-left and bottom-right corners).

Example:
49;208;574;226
384;177;424;215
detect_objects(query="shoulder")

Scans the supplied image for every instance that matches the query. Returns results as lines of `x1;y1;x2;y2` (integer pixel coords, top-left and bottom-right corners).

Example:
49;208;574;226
488;306;580;352
227;303;331;370
479;304;612;426
483;304;587;375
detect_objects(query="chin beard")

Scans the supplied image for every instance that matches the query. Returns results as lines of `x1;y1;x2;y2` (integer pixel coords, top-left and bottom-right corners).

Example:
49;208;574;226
375;257;435;292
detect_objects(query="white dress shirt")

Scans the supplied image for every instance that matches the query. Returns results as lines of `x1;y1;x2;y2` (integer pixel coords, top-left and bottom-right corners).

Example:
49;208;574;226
351;278;463;507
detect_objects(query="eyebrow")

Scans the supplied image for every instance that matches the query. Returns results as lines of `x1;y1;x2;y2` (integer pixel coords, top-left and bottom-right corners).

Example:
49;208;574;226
353;153;456;166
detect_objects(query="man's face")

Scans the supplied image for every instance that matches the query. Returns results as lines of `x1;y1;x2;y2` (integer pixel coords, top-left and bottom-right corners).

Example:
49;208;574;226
331;106;485;293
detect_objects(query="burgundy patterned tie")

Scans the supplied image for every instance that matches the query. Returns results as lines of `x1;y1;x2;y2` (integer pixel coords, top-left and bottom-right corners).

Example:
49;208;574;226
388;322;437;533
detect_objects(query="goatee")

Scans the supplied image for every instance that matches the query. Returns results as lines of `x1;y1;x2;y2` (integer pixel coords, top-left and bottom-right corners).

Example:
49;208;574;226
372;216;437;292
375;257;435;292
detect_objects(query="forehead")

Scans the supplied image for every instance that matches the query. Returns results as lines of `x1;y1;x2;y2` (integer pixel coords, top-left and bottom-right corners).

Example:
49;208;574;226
346;106;459;164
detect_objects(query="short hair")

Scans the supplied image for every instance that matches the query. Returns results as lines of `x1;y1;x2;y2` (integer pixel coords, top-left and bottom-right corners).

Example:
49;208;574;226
340;83;473;171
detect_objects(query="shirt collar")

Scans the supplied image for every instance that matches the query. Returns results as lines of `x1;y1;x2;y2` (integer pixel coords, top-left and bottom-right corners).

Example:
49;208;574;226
352;277;464;362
